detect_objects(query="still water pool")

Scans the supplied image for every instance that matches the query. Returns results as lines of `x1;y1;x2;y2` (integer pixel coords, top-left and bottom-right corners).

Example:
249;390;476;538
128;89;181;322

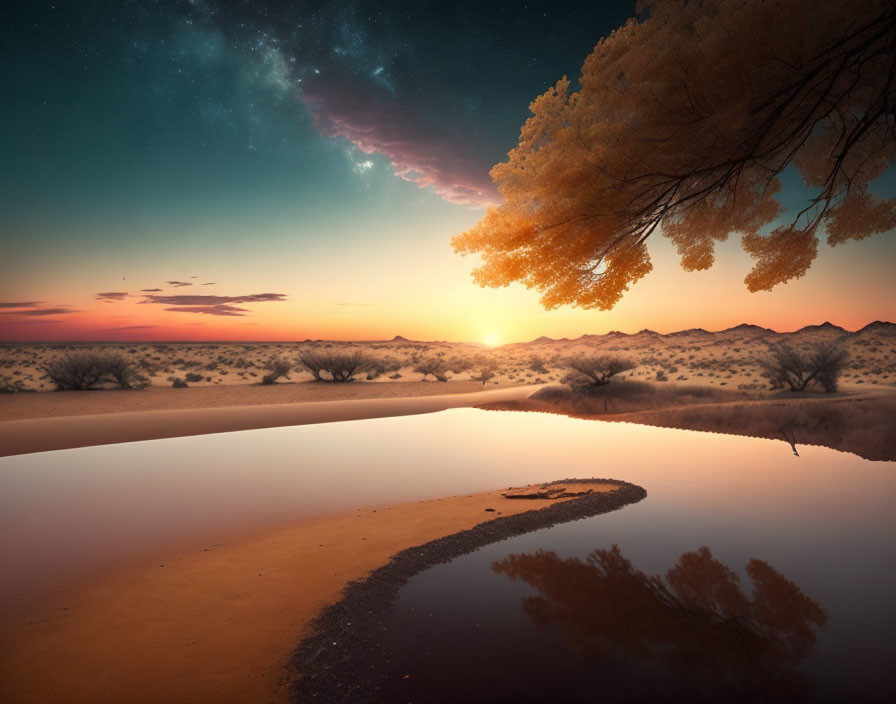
1;409;893;700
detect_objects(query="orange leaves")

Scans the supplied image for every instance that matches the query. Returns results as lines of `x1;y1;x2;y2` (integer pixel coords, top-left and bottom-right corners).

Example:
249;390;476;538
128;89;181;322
743;226;819;292
825;192;896;246
453;0;895;309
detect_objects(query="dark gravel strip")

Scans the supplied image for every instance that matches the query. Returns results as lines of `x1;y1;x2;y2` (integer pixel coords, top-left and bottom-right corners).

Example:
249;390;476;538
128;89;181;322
288;478;647;703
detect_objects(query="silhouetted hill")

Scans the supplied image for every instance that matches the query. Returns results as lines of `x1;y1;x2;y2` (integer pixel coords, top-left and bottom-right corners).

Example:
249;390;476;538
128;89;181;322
720;323;775;334
795;322;847;334
857;321;896;335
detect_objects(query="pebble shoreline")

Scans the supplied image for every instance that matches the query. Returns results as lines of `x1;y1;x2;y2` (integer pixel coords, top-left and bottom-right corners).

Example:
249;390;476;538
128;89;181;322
289;478;648;703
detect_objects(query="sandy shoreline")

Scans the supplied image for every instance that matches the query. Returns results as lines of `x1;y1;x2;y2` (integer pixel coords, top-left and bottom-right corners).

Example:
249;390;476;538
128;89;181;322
0;481;622;704
0;381;527;421
0;383;544;456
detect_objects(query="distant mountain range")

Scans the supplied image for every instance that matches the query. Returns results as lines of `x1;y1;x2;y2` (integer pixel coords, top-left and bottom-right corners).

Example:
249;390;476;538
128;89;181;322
501;321;895;348
364;322;894;347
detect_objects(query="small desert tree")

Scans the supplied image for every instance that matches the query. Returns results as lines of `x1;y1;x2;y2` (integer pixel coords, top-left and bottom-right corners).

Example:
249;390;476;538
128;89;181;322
564;355;635;387
414;356;449;382
761;341;849;393
298;349;376;382
261;358;292;385
470;357;500;386
42;352;139;390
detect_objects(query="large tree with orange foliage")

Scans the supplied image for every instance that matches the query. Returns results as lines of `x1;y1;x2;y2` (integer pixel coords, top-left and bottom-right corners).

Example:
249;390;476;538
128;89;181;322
453;0;896;309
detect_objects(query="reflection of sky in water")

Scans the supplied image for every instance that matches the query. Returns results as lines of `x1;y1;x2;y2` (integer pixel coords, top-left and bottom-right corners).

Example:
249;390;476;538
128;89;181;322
1;407;894;696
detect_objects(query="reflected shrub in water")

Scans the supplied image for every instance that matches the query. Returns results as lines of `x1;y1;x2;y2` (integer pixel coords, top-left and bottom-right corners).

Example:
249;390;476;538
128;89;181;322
494;545;827;700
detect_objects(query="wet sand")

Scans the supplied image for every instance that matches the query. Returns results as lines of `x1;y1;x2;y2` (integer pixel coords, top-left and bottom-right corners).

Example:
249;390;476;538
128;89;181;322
0;481;619;704
0;384;545;456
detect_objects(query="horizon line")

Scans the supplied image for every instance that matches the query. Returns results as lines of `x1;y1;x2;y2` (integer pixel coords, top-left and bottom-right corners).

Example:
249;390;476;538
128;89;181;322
1;320;891;346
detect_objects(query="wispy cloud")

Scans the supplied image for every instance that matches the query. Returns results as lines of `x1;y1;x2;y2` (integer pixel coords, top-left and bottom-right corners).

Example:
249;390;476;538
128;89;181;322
143;293;287;305
164;304;248;316
166;281;193;287
2;307;78;316
140;288;163;292
104;324;159;331
301;69;499;207
6;319;64;325
0;301;45;308
95;291;129;301
202;282;216;286
139;292;287;317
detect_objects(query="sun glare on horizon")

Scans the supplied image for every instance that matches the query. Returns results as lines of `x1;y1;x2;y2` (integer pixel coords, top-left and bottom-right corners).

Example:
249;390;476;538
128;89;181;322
484;332;500;347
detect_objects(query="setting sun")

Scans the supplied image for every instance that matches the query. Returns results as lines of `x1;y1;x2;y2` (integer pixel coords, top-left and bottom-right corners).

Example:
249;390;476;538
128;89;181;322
484;333;501;347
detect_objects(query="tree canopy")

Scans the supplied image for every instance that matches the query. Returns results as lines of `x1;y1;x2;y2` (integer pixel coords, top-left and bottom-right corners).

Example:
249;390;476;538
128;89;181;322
453;0;896;309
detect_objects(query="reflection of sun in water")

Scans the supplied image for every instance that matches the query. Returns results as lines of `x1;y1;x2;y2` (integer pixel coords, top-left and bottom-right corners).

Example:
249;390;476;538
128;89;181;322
484;333;500;347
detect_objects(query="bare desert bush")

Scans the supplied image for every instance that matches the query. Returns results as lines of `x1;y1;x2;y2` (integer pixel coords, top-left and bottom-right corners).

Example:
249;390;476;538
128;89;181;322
42;352;142;390
298;349;377;382
446;355;472;375
469;357;500;386
364;356;402;381
262;358;292;385
529;355;549;374
564;355;636;387
761;340;849;392
414;357;449;382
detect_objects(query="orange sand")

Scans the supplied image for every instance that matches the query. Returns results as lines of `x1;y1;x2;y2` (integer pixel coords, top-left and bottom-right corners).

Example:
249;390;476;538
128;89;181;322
0;482;616;704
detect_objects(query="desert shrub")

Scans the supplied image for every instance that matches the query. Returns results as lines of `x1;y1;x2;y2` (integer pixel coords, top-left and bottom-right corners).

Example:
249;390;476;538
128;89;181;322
564;354;635;387
761;340;849;392
414;357;449;382
42;352;140;390
185;372;203;383
446;355;472;374
172;378;188;388
529;355;549;374
299;349;377;382
261;358;292;385
656;370;668;382
0;377;30;393
470;358;500;386
365;356;402;381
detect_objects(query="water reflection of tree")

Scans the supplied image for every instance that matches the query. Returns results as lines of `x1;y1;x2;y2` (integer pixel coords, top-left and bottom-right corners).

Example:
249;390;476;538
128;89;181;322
493;546;827;701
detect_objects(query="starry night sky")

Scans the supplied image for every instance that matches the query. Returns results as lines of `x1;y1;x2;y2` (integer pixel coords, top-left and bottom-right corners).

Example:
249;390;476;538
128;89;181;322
2;1;894;341
5;1;631;213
